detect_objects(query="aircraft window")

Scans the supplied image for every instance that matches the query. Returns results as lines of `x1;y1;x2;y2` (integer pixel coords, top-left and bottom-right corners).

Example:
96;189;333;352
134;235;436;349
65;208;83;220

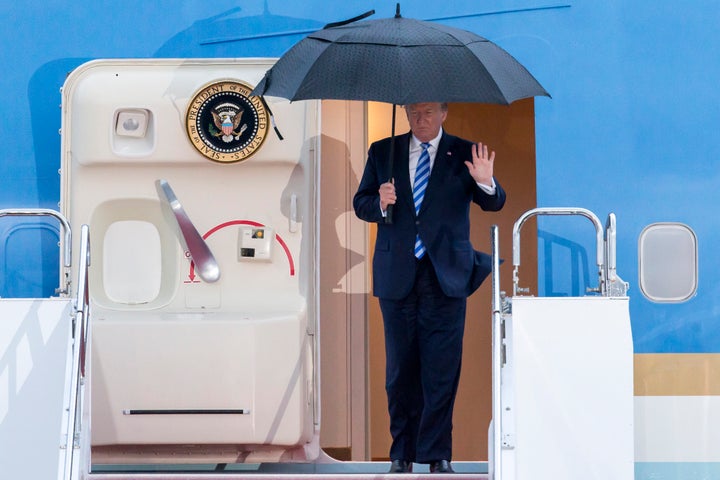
103;220;162;304
638;223;698;303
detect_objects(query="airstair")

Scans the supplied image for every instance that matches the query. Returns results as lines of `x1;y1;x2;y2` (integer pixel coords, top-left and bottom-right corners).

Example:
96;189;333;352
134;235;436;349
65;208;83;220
488;208;634;480
0;208;635;480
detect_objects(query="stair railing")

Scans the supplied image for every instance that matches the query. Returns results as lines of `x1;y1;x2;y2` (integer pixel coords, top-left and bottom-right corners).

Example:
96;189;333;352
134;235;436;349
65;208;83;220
58;224;90;480
0;208;72;295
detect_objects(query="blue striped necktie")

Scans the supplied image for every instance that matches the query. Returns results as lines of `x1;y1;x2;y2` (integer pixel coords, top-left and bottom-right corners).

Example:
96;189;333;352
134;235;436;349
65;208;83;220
413;142;431;259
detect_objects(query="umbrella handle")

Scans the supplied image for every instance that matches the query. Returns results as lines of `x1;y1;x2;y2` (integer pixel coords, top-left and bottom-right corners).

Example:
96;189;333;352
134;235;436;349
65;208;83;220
384;104;398;224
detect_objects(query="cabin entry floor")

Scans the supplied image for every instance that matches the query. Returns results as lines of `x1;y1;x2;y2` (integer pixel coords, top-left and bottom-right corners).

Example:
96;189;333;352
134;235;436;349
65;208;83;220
90;461;489;479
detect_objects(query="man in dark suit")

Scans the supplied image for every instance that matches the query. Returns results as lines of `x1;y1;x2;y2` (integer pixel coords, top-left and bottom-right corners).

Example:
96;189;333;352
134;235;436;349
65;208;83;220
353;102;506;474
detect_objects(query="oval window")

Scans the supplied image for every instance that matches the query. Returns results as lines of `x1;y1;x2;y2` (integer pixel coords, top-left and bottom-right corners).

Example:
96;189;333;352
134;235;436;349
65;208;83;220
638;223;698;302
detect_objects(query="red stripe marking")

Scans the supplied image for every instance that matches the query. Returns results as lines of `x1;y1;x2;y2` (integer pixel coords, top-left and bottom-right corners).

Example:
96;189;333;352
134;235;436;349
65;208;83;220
188;220;295;280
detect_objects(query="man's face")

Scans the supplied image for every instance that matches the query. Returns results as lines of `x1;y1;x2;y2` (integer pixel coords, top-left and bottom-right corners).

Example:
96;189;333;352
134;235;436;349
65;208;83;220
405;103;447;142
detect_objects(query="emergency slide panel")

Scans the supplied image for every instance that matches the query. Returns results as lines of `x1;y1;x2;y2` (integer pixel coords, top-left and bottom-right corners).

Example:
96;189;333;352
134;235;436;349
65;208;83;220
91;311;311;446
59;59;319;454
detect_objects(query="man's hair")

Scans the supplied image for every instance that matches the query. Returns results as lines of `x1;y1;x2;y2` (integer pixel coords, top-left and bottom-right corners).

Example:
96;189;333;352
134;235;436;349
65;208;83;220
404;102;449;111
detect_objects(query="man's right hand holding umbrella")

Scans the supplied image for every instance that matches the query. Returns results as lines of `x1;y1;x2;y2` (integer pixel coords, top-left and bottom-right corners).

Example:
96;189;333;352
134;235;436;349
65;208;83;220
379;180;396;214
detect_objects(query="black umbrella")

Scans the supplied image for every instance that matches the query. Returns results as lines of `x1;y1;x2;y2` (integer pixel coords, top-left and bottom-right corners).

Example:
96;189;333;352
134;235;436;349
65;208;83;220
252;5;549;220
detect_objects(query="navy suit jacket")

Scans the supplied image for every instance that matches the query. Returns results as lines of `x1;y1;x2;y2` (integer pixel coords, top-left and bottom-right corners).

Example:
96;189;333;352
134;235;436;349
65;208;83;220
353;131;506;299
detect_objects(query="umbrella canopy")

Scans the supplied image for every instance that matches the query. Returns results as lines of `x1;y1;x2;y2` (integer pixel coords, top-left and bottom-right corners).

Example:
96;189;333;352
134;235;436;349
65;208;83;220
252;7;549;105
252;5;550;223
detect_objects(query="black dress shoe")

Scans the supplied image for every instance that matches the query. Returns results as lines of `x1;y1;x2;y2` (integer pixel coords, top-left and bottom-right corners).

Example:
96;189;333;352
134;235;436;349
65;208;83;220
388;459;413;473
429;459;454;473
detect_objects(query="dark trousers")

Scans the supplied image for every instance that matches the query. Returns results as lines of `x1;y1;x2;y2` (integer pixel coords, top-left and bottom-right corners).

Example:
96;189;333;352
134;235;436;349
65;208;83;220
379;256;466;463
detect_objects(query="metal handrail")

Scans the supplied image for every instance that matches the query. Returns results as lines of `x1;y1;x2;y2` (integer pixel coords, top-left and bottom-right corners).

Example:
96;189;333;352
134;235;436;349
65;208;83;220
59;224;90;480
512;207;606;296
605;213;617;282
604;213;629;297
0;208;72;267
490;225;502;480
0;208;72;294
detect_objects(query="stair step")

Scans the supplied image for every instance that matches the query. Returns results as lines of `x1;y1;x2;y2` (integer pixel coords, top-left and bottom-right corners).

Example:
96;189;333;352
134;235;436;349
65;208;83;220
88;461;489;479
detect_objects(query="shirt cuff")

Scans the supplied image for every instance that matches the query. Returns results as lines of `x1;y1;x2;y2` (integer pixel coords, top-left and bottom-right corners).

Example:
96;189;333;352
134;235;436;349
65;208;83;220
477;177;496;195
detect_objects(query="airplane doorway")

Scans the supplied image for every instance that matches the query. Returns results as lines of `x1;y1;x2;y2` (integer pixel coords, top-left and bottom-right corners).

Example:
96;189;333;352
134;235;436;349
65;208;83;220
317;99;538;462
366;100;539;461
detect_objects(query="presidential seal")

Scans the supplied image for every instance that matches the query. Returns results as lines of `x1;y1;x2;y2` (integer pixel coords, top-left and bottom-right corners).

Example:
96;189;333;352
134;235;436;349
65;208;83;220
186;80;269;163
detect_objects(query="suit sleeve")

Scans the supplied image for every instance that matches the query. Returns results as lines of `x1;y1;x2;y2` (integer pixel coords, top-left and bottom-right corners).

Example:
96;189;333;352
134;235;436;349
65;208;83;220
472;177;506;211
353;143;386;223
